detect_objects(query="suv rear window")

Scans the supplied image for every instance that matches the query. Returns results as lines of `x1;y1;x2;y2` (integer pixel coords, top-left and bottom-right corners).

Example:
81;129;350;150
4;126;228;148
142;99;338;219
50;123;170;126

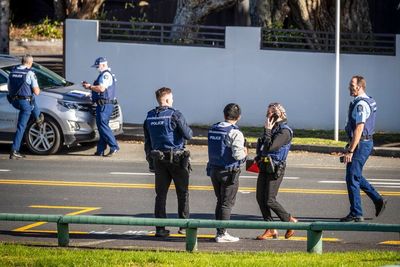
2;63;72;89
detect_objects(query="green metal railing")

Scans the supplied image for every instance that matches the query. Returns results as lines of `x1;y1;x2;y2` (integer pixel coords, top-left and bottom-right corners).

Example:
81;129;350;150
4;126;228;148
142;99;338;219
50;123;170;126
0;213;399;254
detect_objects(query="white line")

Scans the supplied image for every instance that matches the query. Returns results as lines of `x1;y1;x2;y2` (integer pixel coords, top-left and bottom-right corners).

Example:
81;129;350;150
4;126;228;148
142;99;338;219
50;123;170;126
0;169;10;172
377;186;400;189
319;181;400;186
240;176;299;180
110;172;153;176
369;179;400;182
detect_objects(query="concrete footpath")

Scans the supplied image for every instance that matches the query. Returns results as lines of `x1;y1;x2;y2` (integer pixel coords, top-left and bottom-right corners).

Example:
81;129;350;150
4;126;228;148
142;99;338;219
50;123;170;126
120;123;400;158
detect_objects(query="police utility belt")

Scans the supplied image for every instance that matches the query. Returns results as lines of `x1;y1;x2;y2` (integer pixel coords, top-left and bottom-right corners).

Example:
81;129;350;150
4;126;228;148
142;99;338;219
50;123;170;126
150;149;190;163
7;95;32;101
360;135;373;141
95;98;117;106
259;156;286;180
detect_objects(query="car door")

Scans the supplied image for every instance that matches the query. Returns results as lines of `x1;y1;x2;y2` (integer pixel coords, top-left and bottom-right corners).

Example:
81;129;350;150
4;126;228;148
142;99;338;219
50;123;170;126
0;71;17;140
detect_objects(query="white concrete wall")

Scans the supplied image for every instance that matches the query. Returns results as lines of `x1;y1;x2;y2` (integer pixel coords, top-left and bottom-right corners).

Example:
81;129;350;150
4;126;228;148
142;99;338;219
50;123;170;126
65;19;400;131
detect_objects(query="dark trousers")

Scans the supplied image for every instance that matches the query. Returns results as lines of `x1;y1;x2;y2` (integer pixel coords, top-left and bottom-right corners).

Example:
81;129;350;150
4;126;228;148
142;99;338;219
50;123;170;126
345;140;382;217
256;171;290;222
95;104;119;153
210;168;240;235
154;159;189;228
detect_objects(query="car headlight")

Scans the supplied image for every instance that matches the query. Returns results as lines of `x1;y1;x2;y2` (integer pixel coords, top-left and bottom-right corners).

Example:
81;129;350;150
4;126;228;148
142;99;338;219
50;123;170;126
58;100;91;112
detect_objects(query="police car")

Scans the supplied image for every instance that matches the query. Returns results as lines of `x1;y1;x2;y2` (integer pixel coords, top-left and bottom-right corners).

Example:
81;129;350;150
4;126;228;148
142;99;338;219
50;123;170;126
0;55;123;155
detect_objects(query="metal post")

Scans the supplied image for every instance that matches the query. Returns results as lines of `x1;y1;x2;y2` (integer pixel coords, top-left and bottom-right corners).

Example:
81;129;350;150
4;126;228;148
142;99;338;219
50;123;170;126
334;0;341;141
307;230;323;254
57;222;69;247
185;228;198;252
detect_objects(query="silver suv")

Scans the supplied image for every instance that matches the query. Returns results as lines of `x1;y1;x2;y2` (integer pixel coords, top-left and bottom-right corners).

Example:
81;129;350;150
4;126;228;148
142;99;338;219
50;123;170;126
0;54;123;154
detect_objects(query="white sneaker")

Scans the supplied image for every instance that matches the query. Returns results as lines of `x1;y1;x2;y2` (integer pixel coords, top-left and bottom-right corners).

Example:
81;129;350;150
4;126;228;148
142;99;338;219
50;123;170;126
215;232;240;243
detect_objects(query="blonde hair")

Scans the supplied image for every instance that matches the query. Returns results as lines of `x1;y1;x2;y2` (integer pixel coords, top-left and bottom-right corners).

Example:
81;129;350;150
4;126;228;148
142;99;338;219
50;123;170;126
268;102;287;120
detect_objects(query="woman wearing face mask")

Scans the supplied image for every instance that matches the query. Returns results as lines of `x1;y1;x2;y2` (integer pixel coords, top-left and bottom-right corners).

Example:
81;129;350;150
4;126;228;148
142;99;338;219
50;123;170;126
254;102;297;240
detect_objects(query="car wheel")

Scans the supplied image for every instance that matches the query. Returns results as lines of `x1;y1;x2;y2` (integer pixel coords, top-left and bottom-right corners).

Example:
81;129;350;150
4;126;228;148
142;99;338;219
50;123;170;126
25;115;61;155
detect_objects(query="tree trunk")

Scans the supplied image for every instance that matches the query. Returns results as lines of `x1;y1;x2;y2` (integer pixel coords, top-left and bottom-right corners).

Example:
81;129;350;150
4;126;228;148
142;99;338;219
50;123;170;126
67;0;105;19
250;0;290;27
172;0;239;39
53;0;67;21
0;0;9;54
250;0;372;33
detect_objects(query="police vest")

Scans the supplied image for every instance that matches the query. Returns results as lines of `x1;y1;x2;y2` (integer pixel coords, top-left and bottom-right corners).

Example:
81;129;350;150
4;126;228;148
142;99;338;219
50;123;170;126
207;123;241;169
262;123;293;164
345;97;376;139
8;67;32;97
145;107;185;151
92;70;116;102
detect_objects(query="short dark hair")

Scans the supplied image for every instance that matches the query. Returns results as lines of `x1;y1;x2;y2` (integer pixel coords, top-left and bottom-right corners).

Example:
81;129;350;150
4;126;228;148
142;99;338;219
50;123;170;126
224;103;241;121
155;87;172;103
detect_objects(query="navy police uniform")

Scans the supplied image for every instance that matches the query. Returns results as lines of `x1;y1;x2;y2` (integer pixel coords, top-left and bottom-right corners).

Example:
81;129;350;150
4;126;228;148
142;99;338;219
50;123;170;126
90;58;119;155
207;122;246;236
144;106;193;235
343;94;383;218
8;65;41;156
255;121;293;222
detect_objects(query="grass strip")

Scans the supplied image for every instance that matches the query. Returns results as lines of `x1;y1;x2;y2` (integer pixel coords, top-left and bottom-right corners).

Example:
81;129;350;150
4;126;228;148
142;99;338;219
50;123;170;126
193;126;400;148
0;243;399;267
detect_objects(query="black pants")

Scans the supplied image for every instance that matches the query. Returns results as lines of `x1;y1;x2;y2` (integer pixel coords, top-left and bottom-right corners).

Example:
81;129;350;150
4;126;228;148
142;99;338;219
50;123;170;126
256;171;290;222
210;168;240;235
154;159;189;227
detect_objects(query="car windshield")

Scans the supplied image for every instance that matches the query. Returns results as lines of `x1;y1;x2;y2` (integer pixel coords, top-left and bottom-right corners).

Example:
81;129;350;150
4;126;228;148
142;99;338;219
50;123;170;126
2;63;73;89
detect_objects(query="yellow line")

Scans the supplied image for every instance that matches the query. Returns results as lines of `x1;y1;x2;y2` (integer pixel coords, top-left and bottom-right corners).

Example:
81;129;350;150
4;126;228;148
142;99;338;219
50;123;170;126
1;179;399;196
30;205;101;210
379;240;400;245
13;206;100;232
14;230;340;242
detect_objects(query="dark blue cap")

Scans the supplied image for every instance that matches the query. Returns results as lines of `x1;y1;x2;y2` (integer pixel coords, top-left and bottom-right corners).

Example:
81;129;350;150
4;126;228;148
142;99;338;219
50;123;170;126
91;57;107;67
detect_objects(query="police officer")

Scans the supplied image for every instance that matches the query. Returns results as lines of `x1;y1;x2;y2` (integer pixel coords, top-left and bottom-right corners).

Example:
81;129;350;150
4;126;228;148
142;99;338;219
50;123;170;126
7;54;43;159
207;103;247;243
255;102;297;240
82;57;119;157
144;87;193;237
340;75;387;222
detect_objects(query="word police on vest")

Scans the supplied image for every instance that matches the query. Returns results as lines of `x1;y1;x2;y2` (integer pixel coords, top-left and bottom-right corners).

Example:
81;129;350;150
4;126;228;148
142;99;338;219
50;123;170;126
151;121;164;126
209;135;222;140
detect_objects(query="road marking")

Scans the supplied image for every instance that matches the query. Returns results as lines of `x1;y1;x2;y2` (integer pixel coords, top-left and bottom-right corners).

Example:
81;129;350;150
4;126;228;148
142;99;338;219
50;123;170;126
110;172;153;176
0;169;10;172
240;176;300;180
379;240;400;245
10;228;341;242
1;179;399;196
319;181;400;185
13;205;100;232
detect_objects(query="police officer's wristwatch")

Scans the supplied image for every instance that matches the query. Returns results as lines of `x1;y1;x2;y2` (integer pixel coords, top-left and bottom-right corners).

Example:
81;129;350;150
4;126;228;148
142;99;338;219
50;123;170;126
346;149;354;154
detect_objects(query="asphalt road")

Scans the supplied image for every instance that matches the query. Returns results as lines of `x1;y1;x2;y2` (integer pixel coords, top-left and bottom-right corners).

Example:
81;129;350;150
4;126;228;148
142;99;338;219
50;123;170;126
0;142;399;252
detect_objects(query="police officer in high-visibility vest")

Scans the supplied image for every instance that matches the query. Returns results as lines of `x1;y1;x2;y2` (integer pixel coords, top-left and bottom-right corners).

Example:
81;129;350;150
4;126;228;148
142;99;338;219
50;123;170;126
82;57;119;157
255;102;297;240
144;87;193;237
7;54;44;159
207;103;247;243
340;75;387;222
